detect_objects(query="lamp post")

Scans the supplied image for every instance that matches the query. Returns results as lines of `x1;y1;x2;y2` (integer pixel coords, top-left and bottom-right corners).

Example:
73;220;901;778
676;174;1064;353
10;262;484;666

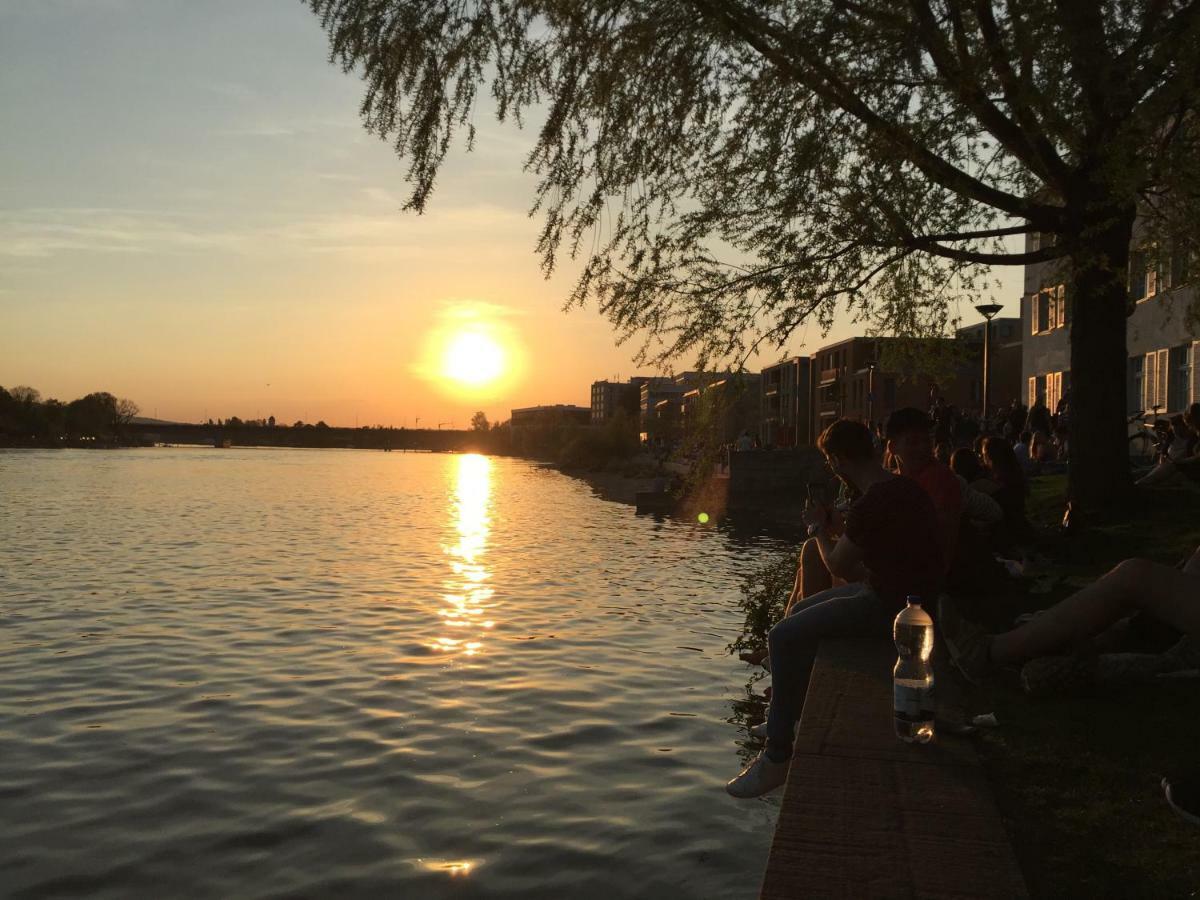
974;303;1004;421
866;361;876;427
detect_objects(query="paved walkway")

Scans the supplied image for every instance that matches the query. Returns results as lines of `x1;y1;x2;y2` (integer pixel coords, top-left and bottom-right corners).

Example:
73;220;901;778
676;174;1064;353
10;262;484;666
760;638;1027;899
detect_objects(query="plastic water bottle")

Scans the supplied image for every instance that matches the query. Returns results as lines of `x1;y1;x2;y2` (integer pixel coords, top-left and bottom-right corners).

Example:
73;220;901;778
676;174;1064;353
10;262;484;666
893;596;935;744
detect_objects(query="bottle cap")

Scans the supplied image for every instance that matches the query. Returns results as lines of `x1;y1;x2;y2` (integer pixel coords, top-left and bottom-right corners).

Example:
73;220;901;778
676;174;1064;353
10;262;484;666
906;595;921;605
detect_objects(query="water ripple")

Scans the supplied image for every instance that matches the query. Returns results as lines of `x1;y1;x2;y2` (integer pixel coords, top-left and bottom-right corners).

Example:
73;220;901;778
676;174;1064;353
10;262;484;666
0;449;786;899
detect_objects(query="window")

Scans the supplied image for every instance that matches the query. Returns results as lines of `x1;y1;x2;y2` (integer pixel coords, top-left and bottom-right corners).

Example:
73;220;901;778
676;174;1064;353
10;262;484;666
1031;291;1052;334
1046;371;1063;413
1169;344;1193;411
1028;375;1046;408
1169;247;1192;289
1143;348;1170;411
1129;357;1144;413
1060;285;1071;327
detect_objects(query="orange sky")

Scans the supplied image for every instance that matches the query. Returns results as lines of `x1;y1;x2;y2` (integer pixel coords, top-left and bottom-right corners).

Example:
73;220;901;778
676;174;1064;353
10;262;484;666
0;1;1022;427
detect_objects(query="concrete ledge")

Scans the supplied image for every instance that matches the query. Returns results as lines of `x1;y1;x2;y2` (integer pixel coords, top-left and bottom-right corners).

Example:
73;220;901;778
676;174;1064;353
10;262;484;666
760;638;1027;899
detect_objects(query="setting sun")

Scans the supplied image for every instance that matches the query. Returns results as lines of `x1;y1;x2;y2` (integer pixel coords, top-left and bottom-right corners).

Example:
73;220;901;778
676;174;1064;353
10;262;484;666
442;331;506;387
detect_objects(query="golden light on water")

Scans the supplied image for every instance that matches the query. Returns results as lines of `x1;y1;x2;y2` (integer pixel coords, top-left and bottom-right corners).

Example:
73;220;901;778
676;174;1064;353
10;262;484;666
434;454;495;657
417;858;480;876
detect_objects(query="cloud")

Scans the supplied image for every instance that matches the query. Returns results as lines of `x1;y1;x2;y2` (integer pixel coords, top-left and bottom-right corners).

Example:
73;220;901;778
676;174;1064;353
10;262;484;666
0;204;530;261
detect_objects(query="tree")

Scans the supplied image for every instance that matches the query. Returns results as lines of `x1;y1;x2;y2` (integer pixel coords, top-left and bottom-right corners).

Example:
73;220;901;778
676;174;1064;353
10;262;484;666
10;386;41;406
470;410;490;431
114;397;140;429
309;0;1200;511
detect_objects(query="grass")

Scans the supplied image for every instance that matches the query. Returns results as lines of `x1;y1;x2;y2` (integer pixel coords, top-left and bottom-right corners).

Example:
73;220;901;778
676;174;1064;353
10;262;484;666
975;473;1200;898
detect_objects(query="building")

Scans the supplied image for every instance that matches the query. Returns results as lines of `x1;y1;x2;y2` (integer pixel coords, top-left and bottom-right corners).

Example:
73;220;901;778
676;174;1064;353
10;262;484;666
510;404;591;430
639;374;698;440
680;374;763;444
1021;234;1198;417
590;377;652;424
954;317;1022;412
760;356;814;448
812;336;983;432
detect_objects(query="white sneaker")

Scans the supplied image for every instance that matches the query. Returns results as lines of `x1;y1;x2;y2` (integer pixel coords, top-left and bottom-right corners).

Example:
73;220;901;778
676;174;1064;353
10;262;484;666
748;721;768;740
725;752;790;798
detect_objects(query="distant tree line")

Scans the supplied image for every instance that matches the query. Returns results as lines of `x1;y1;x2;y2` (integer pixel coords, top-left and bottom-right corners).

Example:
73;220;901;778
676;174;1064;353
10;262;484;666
0;385;140;447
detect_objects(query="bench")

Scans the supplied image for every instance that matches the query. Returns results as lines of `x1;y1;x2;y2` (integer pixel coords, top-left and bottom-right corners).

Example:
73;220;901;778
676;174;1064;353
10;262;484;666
759;638;1028;899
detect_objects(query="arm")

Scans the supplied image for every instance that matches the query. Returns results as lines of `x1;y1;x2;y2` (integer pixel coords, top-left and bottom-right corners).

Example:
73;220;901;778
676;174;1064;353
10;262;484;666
814;526;866;582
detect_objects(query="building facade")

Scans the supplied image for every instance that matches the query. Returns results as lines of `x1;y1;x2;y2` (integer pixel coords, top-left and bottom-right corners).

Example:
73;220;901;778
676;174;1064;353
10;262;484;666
510;404;591;430
589;379;644;424
1021;236;1198;418
760;356;814;448
639;374;697;440
812;336;983;432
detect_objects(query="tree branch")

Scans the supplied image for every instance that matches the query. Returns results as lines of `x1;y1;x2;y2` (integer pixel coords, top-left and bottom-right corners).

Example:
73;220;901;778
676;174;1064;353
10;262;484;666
905;238;1064;265
689;0;1065;228
910;0;1066;187
973;0;1075;175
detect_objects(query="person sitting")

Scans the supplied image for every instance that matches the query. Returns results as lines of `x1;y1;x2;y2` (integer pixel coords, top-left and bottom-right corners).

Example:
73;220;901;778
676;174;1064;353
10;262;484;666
941;546;1200;686
1137;407;1200;486
949;448;1004;535
981;437;1033;552
1012;430;1033;473
885;408;963;571
726;419;943;798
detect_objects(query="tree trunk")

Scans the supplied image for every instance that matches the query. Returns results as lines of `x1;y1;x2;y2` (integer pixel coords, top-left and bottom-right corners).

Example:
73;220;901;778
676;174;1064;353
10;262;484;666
1066;203;1137;513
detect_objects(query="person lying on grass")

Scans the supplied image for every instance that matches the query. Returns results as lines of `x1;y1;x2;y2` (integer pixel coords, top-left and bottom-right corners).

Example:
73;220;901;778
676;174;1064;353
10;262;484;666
726;418;943;799
940;545;1200;688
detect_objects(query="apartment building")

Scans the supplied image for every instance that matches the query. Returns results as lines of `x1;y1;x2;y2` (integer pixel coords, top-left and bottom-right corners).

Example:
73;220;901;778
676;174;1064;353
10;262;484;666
760;356;814;448
510;404;591;430
1021;235;1198;417
589;377;652;424
812;336;983;431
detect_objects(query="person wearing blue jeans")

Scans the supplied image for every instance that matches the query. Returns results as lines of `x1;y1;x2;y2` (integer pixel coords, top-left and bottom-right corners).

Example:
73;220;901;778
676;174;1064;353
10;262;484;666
727;419;943;798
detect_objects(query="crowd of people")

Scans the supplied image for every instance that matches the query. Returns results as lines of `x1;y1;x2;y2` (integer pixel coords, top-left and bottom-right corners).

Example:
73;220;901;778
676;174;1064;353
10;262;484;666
724;406;1200;810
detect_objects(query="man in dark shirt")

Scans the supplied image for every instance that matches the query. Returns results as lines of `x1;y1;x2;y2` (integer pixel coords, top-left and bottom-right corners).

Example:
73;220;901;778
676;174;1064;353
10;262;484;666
727;419;943;798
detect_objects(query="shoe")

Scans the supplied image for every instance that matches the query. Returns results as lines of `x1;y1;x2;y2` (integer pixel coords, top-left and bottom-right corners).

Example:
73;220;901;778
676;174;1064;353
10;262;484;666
749;721;768;740
936;595;994;686
1163;775;1200;827
725;752;790;798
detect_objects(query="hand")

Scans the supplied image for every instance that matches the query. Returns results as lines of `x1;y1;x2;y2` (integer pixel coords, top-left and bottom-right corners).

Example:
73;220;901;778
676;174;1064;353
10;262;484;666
802;502;829;531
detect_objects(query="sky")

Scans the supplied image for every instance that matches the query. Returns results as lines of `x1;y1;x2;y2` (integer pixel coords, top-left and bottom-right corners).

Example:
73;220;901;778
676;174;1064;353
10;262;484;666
0;0;1023;428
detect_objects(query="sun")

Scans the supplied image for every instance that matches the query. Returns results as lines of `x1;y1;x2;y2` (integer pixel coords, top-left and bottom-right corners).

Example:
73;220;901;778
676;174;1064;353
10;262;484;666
442;331;506;387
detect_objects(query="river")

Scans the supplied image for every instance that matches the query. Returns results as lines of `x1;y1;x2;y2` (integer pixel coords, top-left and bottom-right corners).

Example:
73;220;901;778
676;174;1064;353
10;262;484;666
0;448;789;898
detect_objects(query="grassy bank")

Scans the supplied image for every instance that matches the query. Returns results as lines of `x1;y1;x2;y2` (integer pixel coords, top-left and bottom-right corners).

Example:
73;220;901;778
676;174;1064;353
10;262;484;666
977;474;1200;898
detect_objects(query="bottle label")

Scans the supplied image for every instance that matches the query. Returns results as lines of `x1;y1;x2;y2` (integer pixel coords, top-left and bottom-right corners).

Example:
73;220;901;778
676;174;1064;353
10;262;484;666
894;683;934;722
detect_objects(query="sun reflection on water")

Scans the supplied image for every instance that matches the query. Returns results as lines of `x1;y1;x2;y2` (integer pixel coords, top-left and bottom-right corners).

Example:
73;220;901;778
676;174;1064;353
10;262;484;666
434;454;495;656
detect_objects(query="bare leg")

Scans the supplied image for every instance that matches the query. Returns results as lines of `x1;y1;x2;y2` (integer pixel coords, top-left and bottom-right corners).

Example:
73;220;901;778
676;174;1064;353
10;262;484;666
991;557;1200;664
797;537;832;605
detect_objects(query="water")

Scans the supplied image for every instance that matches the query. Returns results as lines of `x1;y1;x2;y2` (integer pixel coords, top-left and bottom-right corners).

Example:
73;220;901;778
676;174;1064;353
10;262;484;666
0;448;786;898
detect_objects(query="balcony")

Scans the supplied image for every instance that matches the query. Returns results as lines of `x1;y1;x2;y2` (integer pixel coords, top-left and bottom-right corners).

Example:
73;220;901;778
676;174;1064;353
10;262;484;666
819;367;840;385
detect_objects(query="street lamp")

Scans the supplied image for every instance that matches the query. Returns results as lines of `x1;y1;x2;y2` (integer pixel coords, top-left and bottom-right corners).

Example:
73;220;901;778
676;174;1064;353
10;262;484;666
866;361;876;427
975;302;1004;421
